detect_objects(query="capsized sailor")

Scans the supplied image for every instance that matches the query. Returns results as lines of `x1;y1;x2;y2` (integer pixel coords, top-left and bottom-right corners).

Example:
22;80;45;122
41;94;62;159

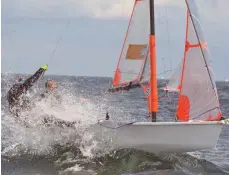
40;79;61;103
7;64;48;117
38;80;77;128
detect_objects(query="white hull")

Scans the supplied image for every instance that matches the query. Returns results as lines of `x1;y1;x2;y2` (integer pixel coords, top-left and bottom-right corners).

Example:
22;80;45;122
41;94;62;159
90;120;227;154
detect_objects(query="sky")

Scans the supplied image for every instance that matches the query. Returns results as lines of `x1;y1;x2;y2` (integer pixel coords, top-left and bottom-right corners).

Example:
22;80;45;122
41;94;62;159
1;0;229;80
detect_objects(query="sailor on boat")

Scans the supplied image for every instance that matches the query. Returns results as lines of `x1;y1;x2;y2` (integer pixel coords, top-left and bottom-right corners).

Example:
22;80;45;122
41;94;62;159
123;82;132;90
108;82;133;92
7;64;48;117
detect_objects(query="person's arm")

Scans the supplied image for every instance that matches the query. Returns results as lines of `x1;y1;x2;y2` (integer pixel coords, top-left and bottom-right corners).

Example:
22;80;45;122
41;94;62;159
23;64;48;90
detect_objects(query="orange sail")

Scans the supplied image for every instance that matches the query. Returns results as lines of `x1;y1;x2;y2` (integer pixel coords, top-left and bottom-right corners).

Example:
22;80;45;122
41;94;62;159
176;0;222;121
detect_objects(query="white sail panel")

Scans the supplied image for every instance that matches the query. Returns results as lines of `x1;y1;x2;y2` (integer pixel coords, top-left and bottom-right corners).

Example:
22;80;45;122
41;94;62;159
113;0;150;87
140;51;150;84
139;51;151;112
166;62;182;92
177;0;221;121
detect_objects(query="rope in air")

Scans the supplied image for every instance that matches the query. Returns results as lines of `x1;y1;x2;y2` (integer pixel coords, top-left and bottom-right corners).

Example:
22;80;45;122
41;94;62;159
37;18;71;88
48;19;71;65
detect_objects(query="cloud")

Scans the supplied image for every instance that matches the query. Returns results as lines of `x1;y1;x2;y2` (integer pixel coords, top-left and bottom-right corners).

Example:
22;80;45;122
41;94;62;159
2;0;228;80
2;0;184;19
189;0;229;22
2;0;229;23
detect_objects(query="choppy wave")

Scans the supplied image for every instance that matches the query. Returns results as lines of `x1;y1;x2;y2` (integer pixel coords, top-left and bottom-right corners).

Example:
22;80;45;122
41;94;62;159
1;74;229;175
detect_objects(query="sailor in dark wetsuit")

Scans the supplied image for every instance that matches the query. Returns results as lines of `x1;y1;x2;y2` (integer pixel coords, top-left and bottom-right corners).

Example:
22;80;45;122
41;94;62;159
7;64;48;117
126;82;132;90
108;82;133;92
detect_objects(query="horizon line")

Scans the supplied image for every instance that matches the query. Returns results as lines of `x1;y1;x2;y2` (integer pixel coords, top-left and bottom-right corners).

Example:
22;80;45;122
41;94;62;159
1;72;227;82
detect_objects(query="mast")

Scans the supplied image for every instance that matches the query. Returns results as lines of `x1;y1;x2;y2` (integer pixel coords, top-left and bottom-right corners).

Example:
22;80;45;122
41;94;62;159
149;0;158;122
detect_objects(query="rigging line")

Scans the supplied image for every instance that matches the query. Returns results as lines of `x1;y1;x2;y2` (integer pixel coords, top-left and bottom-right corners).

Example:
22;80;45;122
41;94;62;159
161;56;166;79
164;0;178;112
113;69;172;76
38;19;71;86
48;18;71;65
164;0;173;71
157;69;172;76
162;57;165;73
98;121;136;129
192;107;220;120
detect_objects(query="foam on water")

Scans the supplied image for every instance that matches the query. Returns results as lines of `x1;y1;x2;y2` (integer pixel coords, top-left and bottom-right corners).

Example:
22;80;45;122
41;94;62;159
1;74;229;174
1;74;113;160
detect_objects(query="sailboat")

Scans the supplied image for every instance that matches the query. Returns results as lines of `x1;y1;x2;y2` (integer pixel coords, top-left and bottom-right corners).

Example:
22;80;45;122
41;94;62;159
91;0;228;153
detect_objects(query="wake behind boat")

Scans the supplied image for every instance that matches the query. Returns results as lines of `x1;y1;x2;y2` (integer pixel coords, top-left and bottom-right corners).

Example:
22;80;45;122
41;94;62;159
89;0;229;154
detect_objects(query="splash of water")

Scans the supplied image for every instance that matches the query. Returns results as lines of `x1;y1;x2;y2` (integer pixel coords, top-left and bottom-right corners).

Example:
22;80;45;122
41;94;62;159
1;74;114;160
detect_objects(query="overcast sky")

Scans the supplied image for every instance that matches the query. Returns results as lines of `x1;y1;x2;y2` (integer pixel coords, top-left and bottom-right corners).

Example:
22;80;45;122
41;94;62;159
2;0;229;80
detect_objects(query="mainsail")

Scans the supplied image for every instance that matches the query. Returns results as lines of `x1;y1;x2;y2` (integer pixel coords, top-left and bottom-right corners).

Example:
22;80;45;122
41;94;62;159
112;0;150;88
111;0;158;115
176;0;222;121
